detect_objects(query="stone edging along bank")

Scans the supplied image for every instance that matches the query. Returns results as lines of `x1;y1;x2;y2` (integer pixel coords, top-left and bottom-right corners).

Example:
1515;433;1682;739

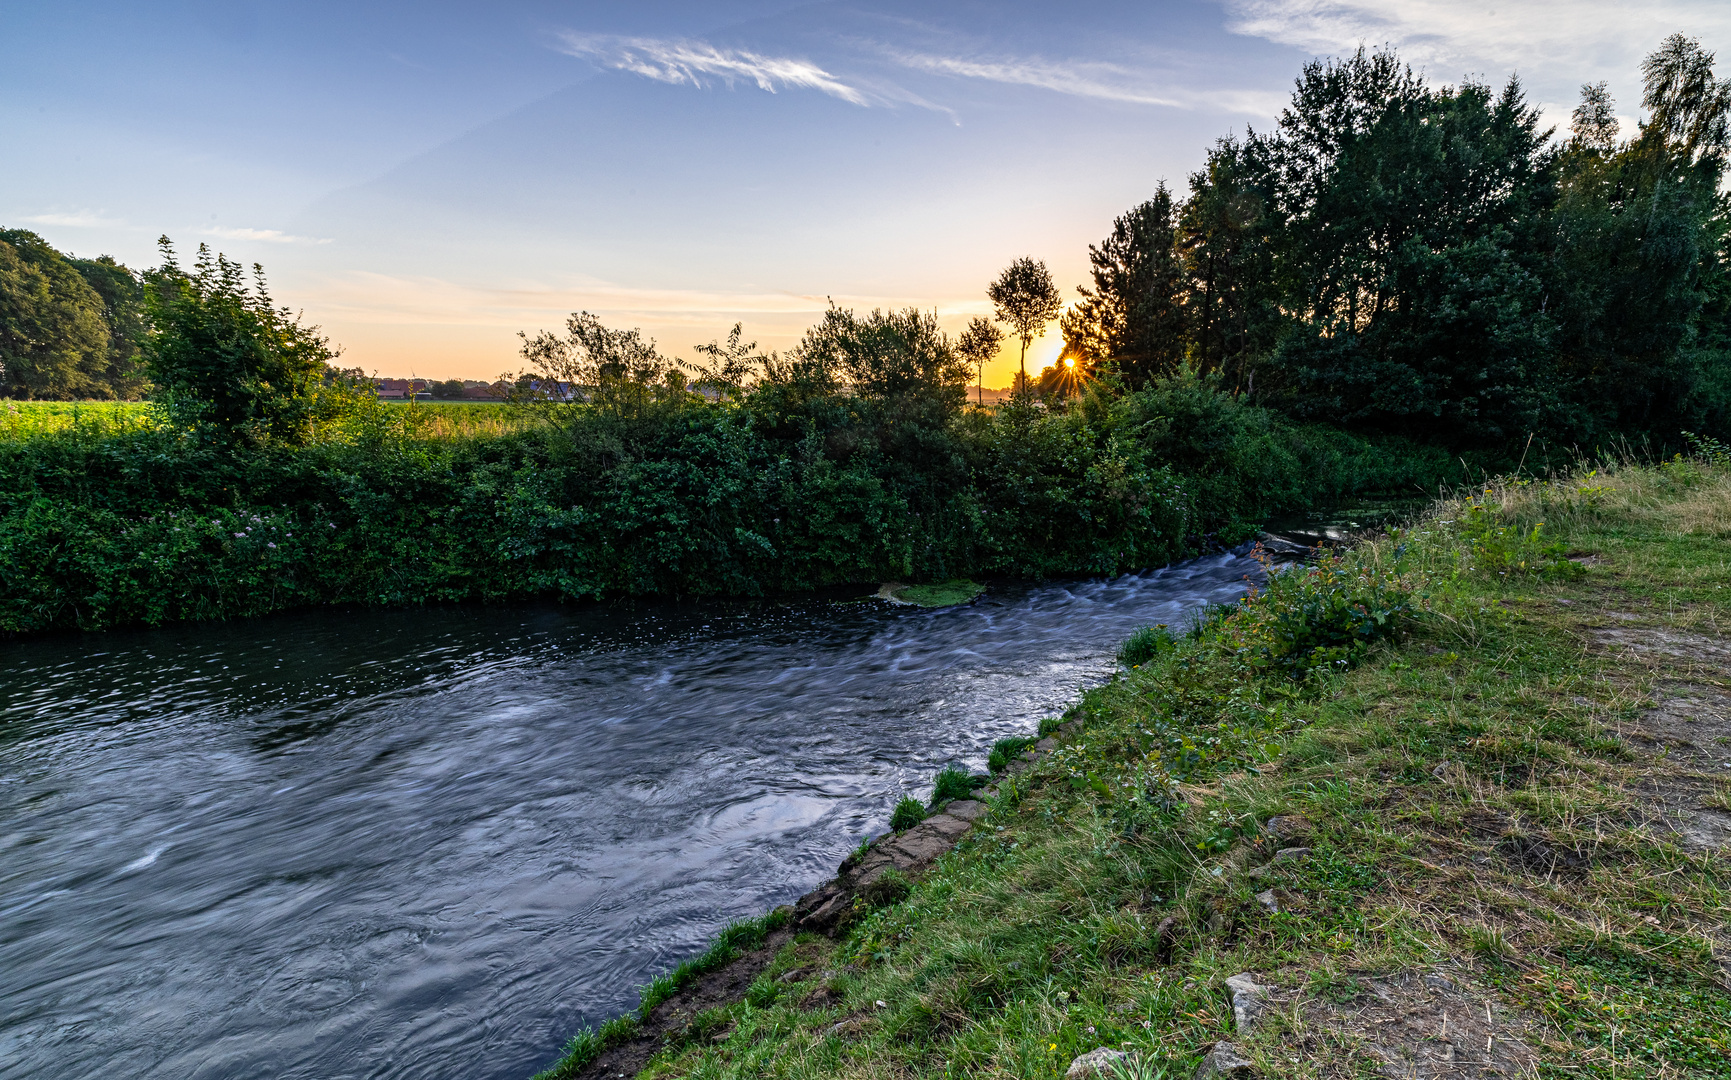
566;730;1073;1080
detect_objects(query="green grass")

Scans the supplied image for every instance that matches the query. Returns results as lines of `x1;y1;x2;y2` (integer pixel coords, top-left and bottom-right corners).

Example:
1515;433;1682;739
549;458;1731;1080
0;398;532;442
930;767;981;805
893;579;985;607
531;909;792;1080
0;400;152;438
890;797;927;832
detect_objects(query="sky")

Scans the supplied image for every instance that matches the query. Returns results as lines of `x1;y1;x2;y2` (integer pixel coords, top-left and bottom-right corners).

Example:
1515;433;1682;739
6;1;1730;386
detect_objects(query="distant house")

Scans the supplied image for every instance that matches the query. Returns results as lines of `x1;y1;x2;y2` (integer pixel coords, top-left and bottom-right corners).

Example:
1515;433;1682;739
373;378;430;401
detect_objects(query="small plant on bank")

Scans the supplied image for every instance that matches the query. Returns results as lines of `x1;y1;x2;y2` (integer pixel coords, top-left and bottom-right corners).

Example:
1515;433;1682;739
1118;623;1176;667
889;796;927;832
930;766;979;804
988;736;1039;773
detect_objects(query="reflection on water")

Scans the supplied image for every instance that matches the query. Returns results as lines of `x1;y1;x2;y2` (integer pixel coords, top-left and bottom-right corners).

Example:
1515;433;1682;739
0;555;1260;1080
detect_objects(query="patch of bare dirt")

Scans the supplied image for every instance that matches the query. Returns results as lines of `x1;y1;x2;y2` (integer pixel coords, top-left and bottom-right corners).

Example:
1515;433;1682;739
1295;970;1539;1079
1587;623;1731;851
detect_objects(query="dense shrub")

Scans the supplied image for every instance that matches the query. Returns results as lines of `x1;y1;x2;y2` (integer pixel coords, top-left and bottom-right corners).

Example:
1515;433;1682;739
0;374;1462;635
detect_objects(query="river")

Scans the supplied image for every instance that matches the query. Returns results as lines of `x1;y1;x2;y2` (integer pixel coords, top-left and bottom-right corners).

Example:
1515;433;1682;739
0;553;1264;1080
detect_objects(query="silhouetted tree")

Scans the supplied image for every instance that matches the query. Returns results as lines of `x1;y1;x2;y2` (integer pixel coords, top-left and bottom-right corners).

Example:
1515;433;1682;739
955;315;1004;405
987;257;1062;383
1570;81;1620;152
1060;184;1188;388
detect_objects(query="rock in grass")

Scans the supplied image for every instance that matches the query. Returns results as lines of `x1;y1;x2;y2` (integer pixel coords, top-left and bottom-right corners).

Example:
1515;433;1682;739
1224;973;1269;1033
1194;1041;1256;1078
1065;1047;1135;1078
1261;814;1313;846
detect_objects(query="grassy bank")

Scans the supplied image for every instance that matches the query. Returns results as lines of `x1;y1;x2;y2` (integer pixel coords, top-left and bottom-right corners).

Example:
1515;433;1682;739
542;453;1731;1079
0;382;1469;636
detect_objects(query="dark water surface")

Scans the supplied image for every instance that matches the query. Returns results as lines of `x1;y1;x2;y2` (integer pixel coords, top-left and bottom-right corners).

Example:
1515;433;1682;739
0;556;1262;1080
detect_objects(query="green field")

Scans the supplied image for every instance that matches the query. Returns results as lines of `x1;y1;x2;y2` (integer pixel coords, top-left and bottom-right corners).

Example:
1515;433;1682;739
0;398;540;443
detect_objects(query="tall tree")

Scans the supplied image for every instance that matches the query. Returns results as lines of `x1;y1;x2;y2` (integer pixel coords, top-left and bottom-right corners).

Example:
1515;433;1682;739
0;229;112;399
1571;81;1620;152
1245;50;1558;440
1060;184;1187;388
1549;37;1731;437
70;253;148;399
955;315;1004;405
1641;33;1731;166
987;257;1063;382
1177;137;1278;393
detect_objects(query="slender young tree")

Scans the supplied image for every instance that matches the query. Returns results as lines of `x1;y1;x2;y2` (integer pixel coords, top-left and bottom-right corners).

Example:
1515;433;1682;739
987;257;1063;381
955;315;1005;405
1571;81;1620;152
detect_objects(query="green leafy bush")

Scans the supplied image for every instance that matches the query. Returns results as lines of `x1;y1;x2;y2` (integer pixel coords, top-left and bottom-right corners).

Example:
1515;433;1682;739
1227;551;1412;676
1456;495;1580;577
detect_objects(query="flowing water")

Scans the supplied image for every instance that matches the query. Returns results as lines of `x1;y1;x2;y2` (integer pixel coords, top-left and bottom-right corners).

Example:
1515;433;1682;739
0;554;1265;1080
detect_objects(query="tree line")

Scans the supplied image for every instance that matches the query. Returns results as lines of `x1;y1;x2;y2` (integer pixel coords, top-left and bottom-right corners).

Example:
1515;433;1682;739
0;228;148;399
1059;34;1731;447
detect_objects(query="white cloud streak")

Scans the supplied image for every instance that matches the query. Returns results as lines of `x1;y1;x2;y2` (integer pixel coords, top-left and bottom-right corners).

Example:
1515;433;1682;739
22;210;126;228
204;226;332;245
556;32;869;106
878;48;1286;116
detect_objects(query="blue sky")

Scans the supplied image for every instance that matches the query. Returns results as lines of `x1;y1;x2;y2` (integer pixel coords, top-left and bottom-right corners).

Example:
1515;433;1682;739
6;1;1728;384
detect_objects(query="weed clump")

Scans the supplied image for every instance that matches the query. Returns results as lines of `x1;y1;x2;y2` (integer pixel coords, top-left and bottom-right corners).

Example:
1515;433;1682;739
987;736;1039;773
1118;623;1176;667
889;797;926;832
930;766;980;804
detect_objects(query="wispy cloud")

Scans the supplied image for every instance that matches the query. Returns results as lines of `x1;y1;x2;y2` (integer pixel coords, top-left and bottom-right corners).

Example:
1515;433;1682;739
22;210;126;228
204;226;332;245
877;48;1285;116
886;51;1182;107
556;32;869;106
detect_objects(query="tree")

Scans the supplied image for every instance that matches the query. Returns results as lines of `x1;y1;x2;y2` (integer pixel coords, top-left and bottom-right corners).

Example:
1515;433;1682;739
1177;137;1278;392
1547;37;1731;438
0;229;112;399
431;379;466;399
1241;50;1559;440
687;322;766;400
793;305;970;409
70;254;148;399
987;257;1063;381
1641;33;1731;166
1571;81;1620;152
1060;184;1188;388
143;238;345;443
518;310;674;419
955;315;1004;405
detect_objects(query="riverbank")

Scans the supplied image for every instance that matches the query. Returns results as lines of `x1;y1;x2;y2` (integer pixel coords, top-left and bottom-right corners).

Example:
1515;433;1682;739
534;453;1731;1079
0;383;1471;637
